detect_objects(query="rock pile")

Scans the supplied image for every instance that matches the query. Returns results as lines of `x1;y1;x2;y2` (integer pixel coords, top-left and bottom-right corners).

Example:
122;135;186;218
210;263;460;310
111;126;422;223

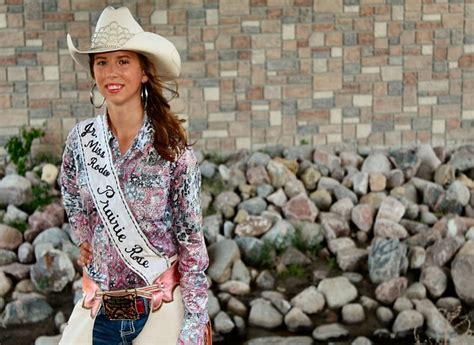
0;145;474;344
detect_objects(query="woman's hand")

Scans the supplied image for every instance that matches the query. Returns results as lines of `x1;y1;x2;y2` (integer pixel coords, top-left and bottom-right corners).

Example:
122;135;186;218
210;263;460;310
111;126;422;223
78;242;93;267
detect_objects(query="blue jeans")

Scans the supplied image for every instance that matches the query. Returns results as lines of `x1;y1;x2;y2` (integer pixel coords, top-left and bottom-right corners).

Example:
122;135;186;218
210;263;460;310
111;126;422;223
92;297;150;345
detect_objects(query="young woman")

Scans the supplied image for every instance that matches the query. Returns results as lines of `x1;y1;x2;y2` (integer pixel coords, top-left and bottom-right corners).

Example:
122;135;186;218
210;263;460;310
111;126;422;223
59;6;210;345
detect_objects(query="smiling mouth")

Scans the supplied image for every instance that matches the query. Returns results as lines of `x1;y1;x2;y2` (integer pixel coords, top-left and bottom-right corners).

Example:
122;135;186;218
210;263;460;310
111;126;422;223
107;84;123;92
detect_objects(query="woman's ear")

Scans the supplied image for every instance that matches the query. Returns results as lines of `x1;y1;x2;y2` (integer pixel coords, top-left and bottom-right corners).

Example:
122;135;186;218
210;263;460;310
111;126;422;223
142;72;148;84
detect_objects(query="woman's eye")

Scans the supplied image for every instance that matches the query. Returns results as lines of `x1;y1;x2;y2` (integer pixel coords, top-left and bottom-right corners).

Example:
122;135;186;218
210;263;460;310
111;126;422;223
96;60;106;66
118;59;129;65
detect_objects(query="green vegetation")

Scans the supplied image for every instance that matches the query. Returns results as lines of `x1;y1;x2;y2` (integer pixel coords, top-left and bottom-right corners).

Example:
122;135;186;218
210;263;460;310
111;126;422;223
277;263;306;279
205;152;227;165
299;138;309;145
201;176;227;197
4;220;28;233
5;127;44;175
258;240;276;269
20;182;55;214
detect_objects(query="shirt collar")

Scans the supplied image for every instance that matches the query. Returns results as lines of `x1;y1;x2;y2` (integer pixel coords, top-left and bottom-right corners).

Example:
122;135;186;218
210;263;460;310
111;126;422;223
103;113;154;154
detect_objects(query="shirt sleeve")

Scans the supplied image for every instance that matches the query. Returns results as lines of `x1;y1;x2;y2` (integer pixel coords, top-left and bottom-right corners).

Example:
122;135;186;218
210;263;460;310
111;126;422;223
60;127;92;246
170;148;209;345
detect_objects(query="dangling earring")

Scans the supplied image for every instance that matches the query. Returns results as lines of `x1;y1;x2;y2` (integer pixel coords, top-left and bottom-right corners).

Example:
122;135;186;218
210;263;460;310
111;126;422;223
141;83;148;109
89;83;105;109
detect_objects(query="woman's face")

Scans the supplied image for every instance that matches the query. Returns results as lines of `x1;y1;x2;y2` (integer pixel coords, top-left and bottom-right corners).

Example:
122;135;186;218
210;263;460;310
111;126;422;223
92;50;148;108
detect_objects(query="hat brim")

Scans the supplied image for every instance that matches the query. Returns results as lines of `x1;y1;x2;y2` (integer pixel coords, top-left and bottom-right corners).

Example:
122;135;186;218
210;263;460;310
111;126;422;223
67;32;181;81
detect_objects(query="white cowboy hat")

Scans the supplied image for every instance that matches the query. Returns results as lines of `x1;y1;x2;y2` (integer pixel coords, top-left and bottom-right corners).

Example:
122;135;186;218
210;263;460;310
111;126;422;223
67;6;181;81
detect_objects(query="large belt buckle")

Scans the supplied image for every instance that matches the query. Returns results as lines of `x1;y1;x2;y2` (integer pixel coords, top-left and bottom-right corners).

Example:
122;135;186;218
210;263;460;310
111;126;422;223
102;290;139;320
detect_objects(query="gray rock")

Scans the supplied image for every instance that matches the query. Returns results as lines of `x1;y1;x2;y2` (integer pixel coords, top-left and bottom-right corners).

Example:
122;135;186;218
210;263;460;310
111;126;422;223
282;193;318;222
446;181;471;206
248;298;283;329
30;249;75;293
284;307;312;331
293;221;324;251
317;276;358;309
0;262;31;280
436;297;461;313
413;298;457;341
334;184;358;204
0;271;12;297
290;286;325;314
376;306;394;324
214;191;241;214
26;203;65;241
208;291;221;319
200;160;217;178
361;153;392;174
330;197;354;221
256;184;274;198
420;265;448;298
360;296;379;310
267;160;294;189
389;148;420;179
450;335;474;345
351;204;375;232
3;205;28;224
261;291;291;315
235;216;272;237
352;172;369;196
404;282;427;300
233;315;246;337
246;336;313;345
409;246;426;269
375;277;408;304
313;149;341;173
247;152;272;168
34;335;62;345
17;242;34;264
312;323;349;341
424;236;464;267
255;270;275;290
227;296;248;318
392;309;424;334
266;188;288;207
376;197;406;223
434;164;456;186
337;247;368;272
0;174;32;206
373;219;409;239
309;188;332;211
203;214;223;244
0;249;17;266
283;179;306;199
261;220;296;252
328;237;355;255
40;164;59;186
214;311;235;334
368;238;408;284
417;144;441;171
448;145;474;171
231;260;251;285
351;336;373;345
219;280;250;295
246;166;270;186
32;227;70;248
300;166;321;191
386;169;404;189
341;303;365;324
280;246;311;266
393;297;413;312
451;241;474;305
238;197;267;215
208;239;241;284
2;297;53;326
319;212;350;242
235;237;274;267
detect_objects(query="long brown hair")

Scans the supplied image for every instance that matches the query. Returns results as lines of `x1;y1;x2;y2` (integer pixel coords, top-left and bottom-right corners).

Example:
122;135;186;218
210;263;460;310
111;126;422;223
89;53;188;162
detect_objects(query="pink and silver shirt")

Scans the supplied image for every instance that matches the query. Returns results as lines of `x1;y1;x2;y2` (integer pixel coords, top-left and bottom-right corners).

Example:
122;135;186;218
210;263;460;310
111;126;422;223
60;115;209;344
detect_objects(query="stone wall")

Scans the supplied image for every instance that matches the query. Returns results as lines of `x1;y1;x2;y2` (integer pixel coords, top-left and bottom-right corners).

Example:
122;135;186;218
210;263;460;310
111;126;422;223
0;0;473;158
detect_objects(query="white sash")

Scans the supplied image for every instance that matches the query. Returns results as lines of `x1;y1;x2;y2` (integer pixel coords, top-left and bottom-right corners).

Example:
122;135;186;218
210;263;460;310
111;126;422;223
77;115;169;285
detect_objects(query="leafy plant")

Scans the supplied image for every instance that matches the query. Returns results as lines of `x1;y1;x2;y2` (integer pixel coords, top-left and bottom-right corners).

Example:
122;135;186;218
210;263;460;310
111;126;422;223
277;264;306;279
5;127;44;175
20;181;55;214
201;176;227;197
299;138;309;145
4;220;28;233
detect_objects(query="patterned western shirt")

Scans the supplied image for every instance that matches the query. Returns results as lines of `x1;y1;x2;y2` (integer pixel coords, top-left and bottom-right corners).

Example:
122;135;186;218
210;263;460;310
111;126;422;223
60;114;209;344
